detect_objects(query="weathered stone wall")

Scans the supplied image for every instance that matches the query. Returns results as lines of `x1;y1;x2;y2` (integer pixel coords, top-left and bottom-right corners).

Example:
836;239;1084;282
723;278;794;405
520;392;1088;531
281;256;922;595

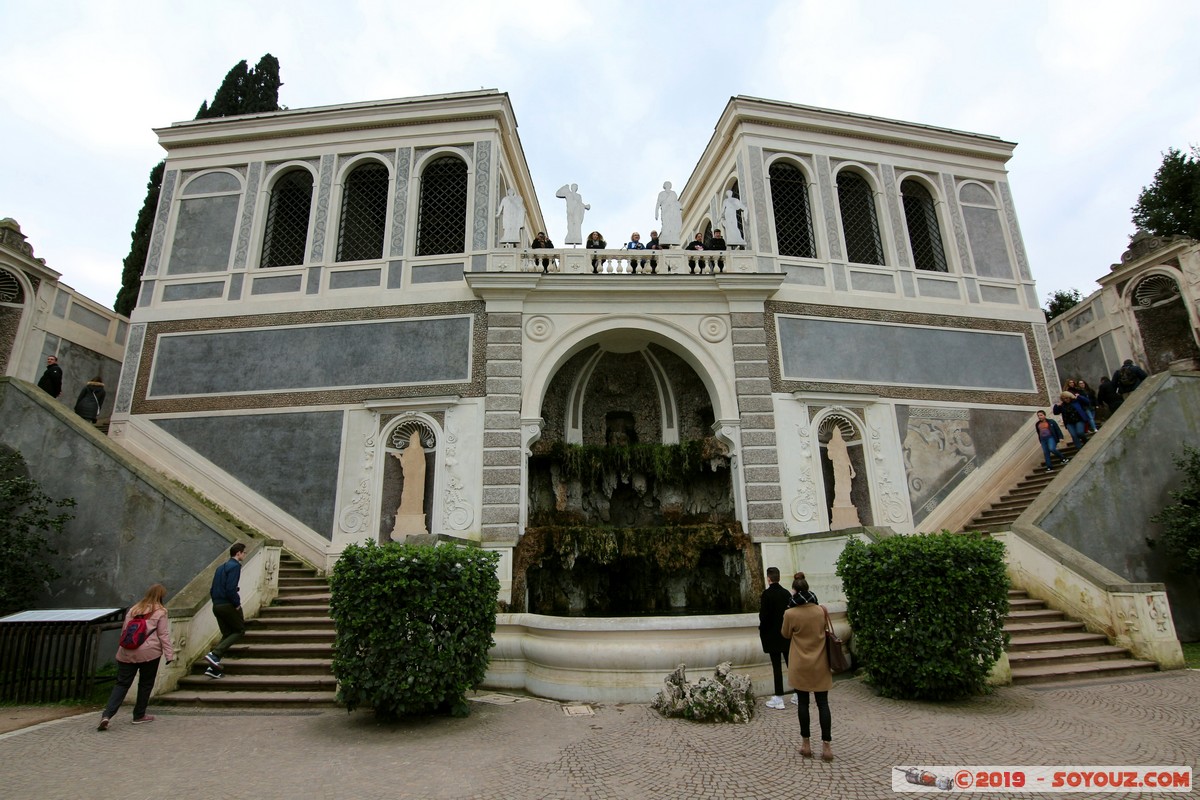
0;378;235;609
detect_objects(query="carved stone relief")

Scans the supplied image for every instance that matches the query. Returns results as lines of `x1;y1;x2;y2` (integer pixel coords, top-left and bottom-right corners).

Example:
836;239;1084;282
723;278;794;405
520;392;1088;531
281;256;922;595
338;423;377;536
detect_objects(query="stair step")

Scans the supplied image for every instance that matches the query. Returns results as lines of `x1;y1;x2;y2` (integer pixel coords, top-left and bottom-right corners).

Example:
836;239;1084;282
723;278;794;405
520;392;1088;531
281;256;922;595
1006;631;1110;651
1004;619;1087;635
259;604;334;617
1006;608;1065;622
249;616;333;628
1010;658;1158;685
278;578;330;588
177;673;337;691
192;657;333;675
1008;645;1130;666
274;592;332;604
1007;597;1043;609
157;690;339;707
241;629;335;644
226;642;334;658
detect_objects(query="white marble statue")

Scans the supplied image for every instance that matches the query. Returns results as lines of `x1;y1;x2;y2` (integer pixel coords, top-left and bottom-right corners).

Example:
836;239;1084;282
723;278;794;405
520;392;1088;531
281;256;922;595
827;426;861;529
391;429;428;538
721;190;747;246
654;181;683;246
496;188;525;244
556;183;590;245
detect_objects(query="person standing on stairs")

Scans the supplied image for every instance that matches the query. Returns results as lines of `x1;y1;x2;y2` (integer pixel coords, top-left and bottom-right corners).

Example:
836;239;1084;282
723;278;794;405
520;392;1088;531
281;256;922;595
1034;410;1069;473
204;542;247;679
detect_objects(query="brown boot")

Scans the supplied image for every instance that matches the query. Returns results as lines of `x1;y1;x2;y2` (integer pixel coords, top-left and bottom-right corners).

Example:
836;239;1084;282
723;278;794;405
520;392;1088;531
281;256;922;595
821;741;834;762
799;737;813;758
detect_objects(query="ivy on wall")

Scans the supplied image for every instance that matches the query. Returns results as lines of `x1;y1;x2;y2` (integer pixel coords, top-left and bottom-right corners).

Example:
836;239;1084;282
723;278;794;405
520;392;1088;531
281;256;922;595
529;440;729;488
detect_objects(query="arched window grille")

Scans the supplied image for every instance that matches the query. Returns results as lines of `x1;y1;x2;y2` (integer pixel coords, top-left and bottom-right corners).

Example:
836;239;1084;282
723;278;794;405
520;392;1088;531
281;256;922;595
336;161;389;262
837;171;884;265
416;156;468;256
770;162;816;258
901;179;948;272
261;169;314;268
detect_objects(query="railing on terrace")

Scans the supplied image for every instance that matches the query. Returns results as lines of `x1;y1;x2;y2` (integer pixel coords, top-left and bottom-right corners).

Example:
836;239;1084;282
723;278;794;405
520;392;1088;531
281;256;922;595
489;248;757;276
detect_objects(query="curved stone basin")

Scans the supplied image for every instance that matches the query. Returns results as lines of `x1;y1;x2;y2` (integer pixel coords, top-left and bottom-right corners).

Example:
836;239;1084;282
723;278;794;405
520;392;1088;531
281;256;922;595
484;605;849;703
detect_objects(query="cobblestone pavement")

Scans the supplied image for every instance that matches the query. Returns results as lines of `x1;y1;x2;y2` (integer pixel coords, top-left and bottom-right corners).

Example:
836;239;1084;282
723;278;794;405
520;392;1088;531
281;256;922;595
2;671;1197;800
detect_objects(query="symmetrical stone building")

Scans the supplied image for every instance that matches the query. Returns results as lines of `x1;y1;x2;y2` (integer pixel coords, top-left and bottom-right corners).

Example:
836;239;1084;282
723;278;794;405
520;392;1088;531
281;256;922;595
108;90;1057;600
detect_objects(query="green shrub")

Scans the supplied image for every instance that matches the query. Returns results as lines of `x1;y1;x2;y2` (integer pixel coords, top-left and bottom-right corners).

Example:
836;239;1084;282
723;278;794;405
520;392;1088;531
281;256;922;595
0;449;74;616
1148;444;1200;577
836;532;1009;700
329;541;500;719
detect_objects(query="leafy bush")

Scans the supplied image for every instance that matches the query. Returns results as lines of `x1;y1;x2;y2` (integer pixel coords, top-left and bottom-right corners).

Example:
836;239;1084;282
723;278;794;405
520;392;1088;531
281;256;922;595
1148;445;1200;576
0;449;74;616
836;532;1009;700
329;541;499;719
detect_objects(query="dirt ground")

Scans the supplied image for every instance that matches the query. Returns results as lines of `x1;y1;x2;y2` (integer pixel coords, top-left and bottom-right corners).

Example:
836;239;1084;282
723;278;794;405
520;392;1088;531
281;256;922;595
0;705;99;735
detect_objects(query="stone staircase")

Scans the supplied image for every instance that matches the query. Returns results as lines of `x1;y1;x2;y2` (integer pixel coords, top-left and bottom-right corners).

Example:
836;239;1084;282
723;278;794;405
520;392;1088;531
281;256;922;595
959;445;1159;684
1005;589;1157;684
965;443;1077;533
161;553;338;707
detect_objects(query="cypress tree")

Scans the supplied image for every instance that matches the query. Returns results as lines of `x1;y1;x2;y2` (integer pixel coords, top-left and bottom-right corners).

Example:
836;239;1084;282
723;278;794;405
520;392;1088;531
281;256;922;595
115;54;283;315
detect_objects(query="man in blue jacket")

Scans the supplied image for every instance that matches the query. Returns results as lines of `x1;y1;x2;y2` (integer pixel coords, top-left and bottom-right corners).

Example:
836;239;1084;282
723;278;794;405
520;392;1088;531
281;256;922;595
204;542;246;678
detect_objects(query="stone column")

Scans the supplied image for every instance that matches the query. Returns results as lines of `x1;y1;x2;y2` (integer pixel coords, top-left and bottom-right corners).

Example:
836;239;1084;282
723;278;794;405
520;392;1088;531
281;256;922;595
480;311;524;544
731;311;785;536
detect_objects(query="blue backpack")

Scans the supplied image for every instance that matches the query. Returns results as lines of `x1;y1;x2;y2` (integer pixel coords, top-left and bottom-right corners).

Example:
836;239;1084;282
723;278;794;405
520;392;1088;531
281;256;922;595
118;614;152;649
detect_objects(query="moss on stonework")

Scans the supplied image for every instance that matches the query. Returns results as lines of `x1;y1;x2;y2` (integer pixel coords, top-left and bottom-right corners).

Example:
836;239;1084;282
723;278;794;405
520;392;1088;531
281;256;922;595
528;440;729;489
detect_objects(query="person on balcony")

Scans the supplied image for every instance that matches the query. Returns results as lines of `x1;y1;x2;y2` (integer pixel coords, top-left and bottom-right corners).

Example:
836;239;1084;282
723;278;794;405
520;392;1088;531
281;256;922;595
684;232;705;274
708;229;727;272
531;231;554;273
626;232;647;274
586;231;606;274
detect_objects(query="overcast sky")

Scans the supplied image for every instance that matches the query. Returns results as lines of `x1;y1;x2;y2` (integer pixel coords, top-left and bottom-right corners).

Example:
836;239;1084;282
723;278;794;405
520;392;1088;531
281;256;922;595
2;0;1197;311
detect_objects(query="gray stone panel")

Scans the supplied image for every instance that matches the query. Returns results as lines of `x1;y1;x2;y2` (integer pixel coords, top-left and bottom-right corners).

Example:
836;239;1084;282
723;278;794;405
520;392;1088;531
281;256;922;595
483;449;522;467
963;206;1014;279
388;261;404;288
137;280;155;307
115;321;128;346
737;396;773;413
899;270;916;298
329;268;382;290
735;362;769;378
487;377;523;394
741;430;777;446
736;379;772;396
53;291;68;318
149;316;473;396
916;277;961;299
741;448;779;465
749;146;771;253
746;484;782;501
485;394;521;411
832;263;847;291
488;344;521;361
733;344;768;361
67;303;111;335
154;411;343;539
489;313;522;327
732;328;766;345
483;432;521;448
777;316;1034;390
964;277;980;303
979;284;1020;304
731;313;765;328
783;264;827;286
849;271;896;293
167;195;238;274
748;501;784;519
485;412;520;429
227;273;244;300
144;170;178;277
1054;338;1108;383
306;267;322;294
750;520;785;536
483;486;520;504
472;141;492;251
482;505;519;524
412;263;465;284
744;466;780;483
251;274;303;295
389;148;412;257
162;282;225;302
488;360;522;377
233;162;262;269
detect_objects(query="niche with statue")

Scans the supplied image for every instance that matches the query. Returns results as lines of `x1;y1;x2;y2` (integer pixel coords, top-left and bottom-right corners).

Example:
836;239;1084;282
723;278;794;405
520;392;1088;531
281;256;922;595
378;419;437;541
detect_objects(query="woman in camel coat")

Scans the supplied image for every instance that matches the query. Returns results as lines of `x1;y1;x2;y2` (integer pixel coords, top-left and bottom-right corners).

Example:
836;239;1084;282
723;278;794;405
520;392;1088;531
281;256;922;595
781;576;834;761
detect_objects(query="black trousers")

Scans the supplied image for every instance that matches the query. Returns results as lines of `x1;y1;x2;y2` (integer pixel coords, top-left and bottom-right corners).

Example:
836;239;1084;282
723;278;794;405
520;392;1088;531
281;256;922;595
102;658;160;720
768;650;789;696
796;690;831;741
212;603;245;658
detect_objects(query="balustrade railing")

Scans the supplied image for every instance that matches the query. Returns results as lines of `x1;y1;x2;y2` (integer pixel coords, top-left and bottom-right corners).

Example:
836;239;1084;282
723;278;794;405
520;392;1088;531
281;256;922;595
489;248;757;275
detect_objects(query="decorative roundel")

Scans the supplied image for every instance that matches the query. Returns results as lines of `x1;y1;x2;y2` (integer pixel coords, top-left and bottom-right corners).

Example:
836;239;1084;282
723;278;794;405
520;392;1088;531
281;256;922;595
1133;274;1181;307
525;315;554;342
0;268;21;304
698;315;728;343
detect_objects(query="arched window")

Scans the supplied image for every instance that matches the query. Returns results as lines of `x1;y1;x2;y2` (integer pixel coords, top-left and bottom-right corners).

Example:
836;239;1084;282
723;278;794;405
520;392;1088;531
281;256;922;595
336;161;389;262
770;162;815;258
261;168;314;268
901;179;948;272
837;171;884;265
416;156;468;256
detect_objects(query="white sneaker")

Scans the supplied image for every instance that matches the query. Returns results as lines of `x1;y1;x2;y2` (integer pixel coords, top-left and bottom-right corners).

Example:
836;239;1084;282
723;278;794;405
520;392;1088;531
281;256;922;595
790;694;799;705
765;696;785;709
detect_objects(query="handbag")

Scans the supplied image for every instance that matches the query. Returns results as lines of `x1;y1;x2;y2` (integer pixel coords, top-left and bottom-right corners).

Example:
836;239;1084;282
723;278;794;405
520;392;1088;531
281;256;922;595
823;607;850;674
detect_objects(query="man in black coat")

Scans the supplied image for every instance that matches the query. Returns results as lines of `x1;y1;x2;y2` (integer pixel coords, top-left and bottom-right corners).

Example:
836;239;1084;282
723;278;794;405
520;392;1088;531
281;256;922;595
759;566;793;709
37;355;63;398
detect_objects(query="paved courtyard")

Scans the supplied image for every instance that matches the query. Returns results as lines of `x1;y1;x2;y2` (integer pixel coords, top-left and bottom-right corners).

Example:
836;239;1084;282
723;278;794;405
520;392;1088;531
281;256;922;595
2;670;1197;800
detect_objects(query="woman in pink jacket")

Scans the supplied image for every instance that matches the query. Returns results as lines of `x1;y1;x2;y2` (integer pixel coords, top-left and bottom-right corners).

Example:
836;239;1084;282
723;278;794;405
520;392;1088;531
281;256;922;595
97;583;174;730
